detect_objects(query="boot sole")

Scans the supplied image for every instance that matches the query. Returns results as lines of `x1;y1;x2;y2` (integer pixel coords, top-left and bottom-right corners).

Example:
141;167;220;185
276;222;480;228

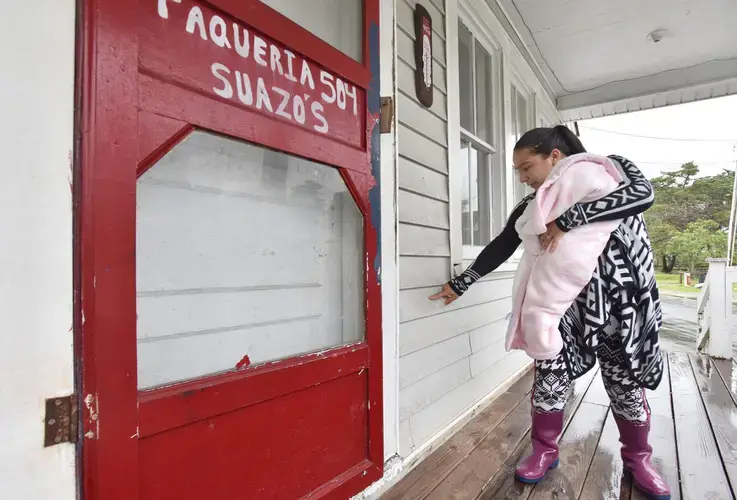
514;458;560;484
632;482;670;500
624;469;671;500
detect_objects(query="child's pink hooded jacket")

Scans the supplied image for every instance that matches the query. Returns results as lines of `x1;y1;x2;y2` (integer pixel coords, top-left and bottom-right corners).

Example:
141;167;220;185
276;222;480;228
505;153;623;360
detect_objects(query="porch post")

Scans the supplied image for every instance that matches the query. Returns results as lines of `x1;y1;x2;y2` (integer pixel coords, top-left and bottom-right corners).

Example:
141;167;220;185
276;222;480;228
706;258;732;359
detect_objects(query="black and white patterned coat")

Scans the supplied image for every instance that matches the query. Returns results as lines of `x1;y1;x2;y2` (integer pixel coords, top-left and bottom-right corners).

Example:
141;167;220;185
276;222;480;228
449;155;663;390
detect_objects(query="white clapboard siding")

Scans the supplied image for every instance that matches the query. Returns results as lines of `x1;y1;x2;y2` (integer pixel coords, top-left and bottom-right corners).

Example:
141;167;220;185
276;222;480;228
399;278;513;323
470;316;509;352
398;224;450;257
400;297;512;356
396;93;448;146
398;419;415;458
398;190;449;229
399;255;451;289
398;156;449;202
399;333;471;389
469;333;508;376
399;357;471;421
398;125;448;174
407;351;531;448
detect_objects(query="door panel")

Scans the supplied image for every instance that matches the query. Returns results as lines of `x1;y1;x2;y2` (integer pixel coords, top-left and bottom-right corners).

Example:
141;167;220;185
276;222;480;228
78;0;382;498
139;371;368;499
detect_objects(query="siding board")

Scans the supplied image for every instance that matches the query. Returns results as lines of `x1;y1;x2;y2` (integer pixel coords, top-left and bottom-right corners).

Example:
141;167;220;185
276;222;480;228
398;189;449;230
399;333;471;389
399;358;471;421
397;93;448;146
398;125;448;174
399;298;512;356
398;223;450;257
470;335;508;376
398;157;449;202
398;419;415;456
469;317;508;352
399;255;450;290
399;278;514;323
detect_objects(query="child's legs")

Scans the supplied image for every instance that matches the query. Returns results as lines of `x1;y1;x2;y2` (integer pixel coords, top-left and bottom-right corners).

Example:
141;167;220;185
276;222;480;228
597;317;649;423
533;353;572;413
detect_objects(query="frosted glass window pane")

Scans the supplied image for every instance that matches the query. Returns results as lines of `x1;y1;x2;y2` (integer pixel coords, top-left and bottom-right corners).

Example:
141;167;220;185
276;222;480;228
260;0;363;62
458;21;474;132
474;41;493;144
136;131;364;389
460;140;490;246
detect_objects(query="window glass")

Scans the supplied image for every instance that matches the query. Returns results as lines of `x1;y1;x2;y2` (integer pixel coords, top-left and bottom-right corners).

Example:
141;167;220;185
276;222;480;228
136;131;364;389
458;21;474;132
460;141;491;246
474;41;493;144
260;0;363;62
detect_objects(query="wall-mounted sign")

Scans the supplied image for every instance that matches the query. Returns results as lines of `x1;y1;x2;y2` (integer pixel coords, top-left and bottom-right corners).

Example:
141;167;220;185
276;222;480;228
413;5;433;108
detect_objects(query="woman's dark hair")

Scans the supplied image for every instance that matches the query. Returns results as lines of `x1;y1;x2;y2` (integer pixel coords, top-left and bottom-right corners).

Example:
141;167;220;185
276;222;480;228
513;125;586;157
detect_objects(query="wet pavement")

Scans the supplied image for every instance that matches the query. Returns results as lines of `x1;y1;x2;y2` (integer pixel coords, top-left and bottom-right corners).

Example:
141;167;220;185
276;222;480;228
659;294;737;356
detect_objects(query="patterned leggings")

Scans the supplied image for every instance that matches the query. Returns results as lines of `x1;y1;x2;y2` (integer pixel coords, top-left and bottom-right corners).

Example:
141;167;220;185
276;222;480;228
533;316;649;422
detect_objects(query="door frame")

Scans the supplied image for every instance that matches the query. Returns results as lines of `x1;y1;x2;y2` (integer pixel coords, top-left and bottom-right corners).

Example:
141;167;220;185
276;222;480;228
74;0;383;498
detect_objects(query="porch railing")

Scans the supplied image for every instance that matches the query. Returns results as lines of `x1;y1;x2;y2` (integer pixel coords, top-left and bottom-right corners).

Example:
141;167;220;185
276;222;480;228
696;258;734;359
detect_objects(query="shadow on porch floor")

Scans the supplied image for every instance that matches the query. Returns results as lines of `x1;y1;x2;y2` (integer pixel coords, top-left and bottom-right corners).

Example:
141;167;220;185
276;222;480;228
382;352;737;500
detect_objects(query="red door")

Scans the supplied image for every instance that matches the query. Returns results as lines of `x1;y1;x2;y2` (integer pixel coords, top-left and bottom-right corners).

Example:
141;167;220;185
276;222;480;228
76;1;382;498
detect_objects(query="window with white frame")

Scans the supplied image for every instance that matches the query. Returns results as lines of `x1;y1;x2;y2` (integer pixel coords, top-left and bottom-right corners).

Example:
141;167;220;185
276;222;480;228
510;84;531;203
457;20;500;248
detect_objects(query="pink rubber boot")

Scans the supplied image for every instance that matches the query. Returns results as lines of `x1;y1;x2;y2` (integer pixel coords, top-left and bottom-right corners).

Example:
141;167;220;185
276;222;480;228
615;416;671;500
514;410;564;483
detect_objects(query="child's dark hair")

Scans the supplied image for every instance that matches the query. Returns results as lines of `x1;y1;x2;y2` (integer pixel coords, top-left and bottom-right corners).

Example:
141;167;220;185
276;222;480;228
513;125;586;157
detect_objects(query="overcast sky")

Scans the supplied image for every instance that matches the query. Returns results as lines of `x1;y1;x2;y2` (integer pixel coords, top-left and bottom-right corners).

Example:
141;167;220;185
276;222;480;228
576;94;737;180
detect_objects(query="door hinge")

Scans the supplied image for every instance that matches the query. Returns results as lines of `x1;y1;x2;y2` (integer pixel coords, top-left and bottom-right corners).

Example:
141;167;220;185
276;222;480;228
380;96;394;134
44;394;78;447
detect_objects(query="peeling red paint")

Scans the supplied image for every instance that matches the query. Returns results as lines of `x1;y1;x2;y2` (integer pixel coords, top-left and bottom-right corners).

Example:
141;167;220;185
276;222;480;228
235;355;251;370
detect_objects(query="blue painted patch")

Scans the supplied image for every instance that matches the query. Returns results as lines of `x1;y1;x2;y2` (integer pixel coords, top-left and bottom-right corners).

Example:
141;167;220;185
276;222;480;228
368;21;382;284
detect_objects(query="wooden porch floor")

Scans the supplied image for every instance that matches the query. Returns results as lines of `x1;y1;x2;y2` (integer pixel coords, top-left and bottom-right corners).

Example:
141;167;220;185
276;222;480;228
382;352;737;500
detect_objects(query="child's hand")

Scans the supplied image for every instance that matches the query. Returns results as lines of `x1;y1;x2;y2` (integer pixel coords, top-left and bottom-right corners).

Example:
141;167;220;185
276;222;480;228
539;222;564;252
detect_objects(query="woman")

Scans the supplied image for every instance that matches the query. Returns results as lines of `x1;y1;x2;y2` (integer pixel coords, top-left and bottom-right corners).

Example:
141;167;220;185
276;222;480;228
430;126;669;499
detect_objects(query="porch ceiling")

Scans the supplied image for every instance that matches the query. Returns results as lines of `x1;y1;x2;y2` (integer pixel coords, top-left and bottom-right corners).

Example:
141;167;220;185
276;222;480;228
496;0;737;120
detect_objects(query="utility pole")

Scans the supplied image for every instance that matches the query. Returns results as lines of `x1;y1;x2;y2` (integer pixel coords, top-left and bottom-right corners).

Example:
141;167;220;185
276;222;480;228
728;158;737;266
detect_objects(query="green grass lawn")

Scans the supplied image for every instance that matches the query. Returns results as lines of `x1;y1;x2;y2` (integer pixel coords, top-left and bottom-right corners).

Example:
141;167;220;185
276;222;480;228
656;271;737;295
655;272;700;295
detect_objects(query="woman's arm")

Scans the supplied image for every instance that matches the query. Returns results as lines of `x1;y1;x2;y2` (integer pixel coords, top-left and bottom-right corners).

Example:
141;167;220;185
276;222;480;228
555;155;654;231
446;194;531;296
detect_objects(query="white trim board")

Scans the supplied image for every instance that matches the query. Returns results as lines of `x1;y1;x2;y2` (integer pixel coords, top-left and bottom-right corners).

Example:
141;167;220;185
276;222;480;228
559;75;737;122
380;0;400;462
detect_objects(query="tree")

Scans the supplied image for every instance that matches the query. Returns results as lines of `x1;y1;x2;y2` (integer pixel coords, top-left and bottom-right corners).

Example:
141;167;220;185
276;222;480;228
645;162;734;271
666;220;728;275
647;218;679;272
